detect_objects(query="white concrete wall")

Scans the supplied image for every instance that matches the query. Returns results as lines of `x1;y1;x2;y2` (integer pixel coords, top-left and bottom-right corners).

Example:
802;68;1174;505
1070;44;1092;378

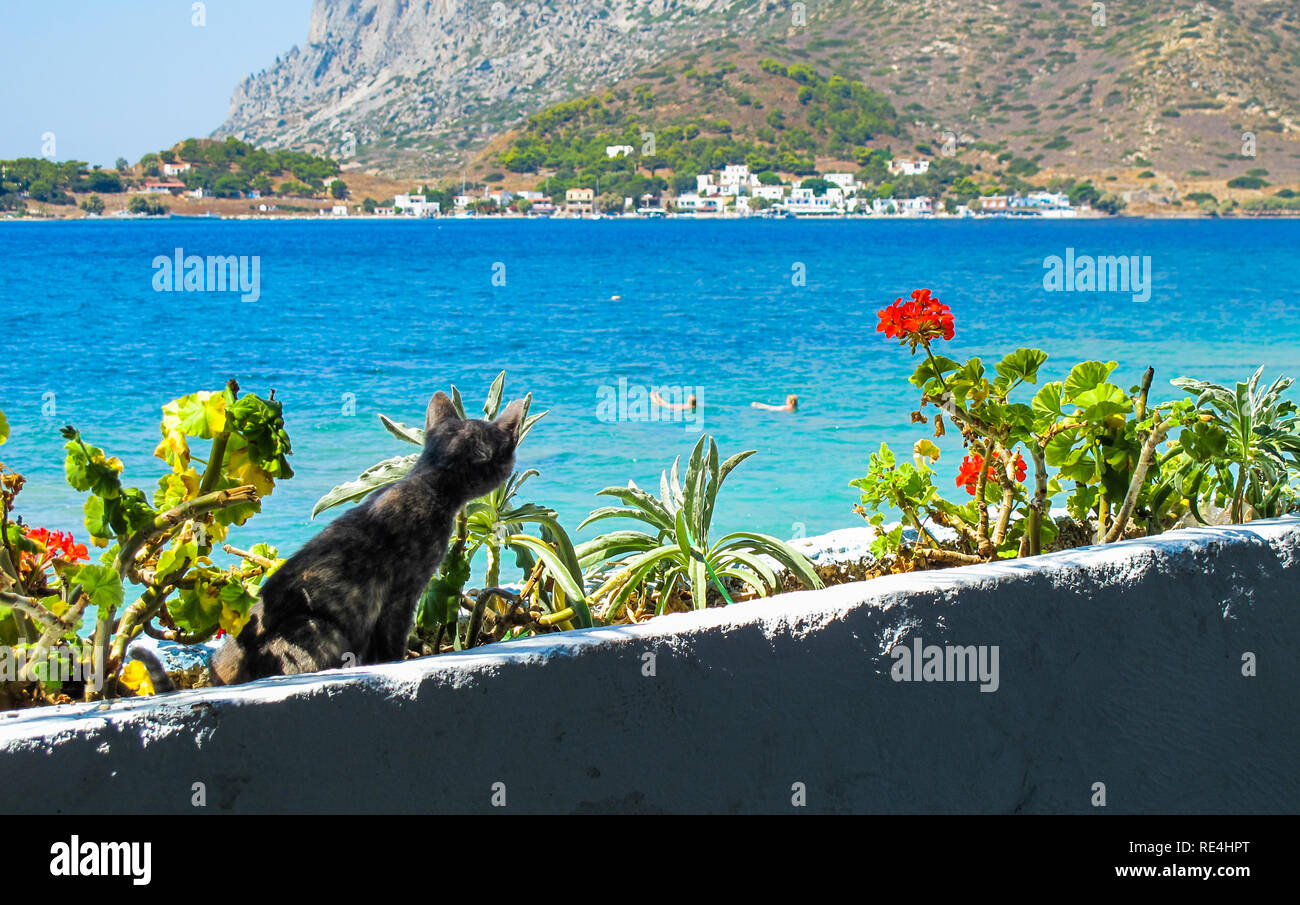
2;519;1298;814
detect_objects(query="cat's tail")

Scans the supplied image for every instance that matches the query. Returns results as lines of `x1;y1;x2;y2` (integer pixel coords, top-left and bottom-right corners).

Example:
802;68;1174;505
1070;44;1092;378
125;645;176;695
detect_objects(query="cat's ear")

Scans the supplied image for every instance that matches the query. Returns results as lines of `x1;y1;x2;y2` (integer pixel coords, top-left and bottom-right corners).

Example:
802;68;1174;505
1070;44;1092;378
425;392;462;431
495;398;526;439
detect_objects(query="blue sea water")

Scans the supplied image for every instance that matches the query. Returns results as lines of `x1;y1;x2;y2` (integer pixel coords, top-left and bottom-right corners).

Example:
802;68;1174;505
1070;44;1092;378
1;218;1298;566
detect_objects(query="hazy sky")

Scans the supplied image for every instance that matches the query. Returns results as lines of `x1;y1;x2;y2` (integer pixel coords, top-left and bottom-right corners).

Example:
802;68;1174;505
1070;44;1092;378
0;0;313;167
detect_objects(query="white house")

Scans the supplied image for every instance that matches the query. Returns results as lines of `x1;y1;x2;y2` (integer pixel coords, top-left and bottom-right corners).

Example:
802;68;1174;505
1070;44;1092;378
675;193;724;214
517;190;546;202
888;159;931;176
1021;191;1071;209
901;196;933;215
720;164;758;190
872;198;898;215
753;184;787;202
696;174;720;197
394;194;439;217
605;145;634;158
331;204;349;216
786;187;841;215
825;172;858;192
163;162;192;177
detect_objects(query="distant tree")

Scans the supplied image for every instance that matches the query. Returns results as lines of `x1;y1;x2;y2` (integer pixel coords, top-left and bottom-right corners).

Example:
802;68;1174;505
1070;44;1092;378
80;194;105;214
114;157;129;172
128;195;167;215
212;173;247;198
362;197;377;213
1068;181;1101;207
515;198;532;215
277;179;315;197
250;174;273;195
329;179;348;199
85;170;123;193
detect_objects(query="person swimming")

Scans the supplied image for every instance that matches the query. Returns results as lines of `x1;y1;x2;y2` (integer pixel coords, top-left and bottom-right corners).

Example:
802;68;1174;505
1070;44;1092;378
651;390;697;411
751;394;798;413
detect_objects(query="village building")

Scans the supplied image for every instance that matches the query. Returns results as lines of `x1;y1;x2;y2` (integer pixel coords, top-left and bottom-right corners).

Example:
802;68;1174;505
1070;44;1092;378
888;158;930;176
565;187;595;215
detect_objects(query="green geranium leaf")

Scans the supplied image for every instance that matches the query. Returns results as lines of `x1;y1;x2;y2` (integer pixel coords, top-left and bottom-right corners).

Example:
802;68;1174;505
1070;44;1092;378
909;355;961;390
1032;381;1065;419
1064;360;1118;401
995;348;1049;385
75;564;123;617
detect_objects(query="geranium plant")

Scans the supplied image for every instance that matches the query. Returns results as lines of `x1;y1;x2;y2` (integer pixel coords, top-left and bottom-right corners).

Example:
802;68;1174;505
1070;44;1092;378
856;289;1206;563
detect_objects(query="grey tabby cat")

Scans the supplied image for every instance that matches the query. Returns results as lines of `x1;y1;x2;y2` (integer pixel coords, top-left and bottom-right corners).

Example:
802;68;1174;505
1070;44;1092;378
131;390;523;689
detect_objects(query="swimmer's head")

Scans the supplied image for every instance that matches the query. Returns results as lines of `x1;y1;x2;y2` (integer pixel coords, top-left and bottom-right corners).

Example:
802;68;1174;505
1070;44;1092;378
787;394;798;409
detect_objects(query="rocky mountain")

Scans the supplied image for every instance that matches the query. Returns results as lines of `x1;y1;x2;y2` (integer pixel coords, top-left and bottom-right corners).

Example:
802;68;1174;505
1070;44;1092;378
217;0;783;174
218;0;1300;184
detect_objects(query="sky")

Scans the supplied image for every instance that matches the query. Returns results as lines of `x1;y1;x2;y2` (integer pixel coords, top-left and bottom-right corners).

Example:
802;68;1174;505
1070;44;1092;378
0;0;313;167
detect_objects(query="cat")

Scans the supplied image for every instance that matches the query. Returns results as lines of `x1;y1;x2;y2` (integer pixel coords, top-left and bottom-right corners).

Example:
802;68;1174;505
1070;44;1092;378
129;390;523;691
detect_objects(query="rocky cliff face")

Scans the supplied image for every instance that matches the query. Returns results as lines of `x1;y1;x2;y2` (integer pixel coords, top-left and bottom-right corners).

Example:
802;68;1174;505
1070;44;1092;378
219;0;1299;182
217;0;777;174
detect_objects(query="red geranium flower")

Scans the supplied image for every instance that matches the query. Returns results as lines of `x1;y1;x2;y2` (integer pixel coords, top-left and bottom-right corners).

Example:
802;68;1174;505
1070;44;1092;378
956;451;1028;495
1008;452;1028;484
877;289;955;351
956;453;985;495
19;525;90;576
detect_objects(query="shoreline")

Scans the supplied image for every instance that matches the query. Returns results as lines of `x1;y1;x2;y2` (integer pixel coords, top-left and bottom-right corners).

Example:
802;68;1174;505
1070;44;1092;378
7;211;1300;223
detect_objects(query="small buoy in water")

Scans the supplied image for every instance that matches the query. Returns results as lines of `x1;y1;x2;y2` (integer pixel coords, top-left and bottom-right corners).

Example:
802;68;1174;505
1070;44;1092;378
610;295;621;300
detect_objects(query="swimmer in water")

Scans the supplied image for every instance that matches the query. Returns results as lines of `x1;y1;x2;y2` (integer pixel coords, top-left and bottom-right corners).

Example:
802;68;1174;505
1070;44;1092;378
651;391;697;411
751;394;798;413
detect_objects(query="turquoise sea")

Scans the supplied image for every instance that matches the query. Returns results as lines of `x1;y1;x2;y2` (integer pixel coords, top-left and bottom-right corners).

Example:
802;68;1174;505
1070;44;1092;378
2;218;1298;562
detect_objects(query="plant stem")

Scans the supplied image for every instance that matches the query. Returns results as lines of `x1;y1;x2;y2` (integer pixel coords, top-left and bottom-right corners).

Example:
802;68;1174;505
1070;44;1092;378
0;590;69;631
1103;416;1176;543
222;543;277;569
1028;446;1048;555
922;343;950;393
1135;366;1154;423
114;485;258;579
973;441;992;554
1231;461;1247;524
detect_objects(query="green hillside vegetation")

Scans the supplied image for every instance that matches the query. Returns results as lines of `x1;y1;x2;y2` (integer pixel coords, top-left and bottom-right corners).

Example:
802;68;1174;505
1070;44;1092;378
0;159;124;210
143;137;341;198
482;53;1127;212
493;57;903;198
1;138;342;212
